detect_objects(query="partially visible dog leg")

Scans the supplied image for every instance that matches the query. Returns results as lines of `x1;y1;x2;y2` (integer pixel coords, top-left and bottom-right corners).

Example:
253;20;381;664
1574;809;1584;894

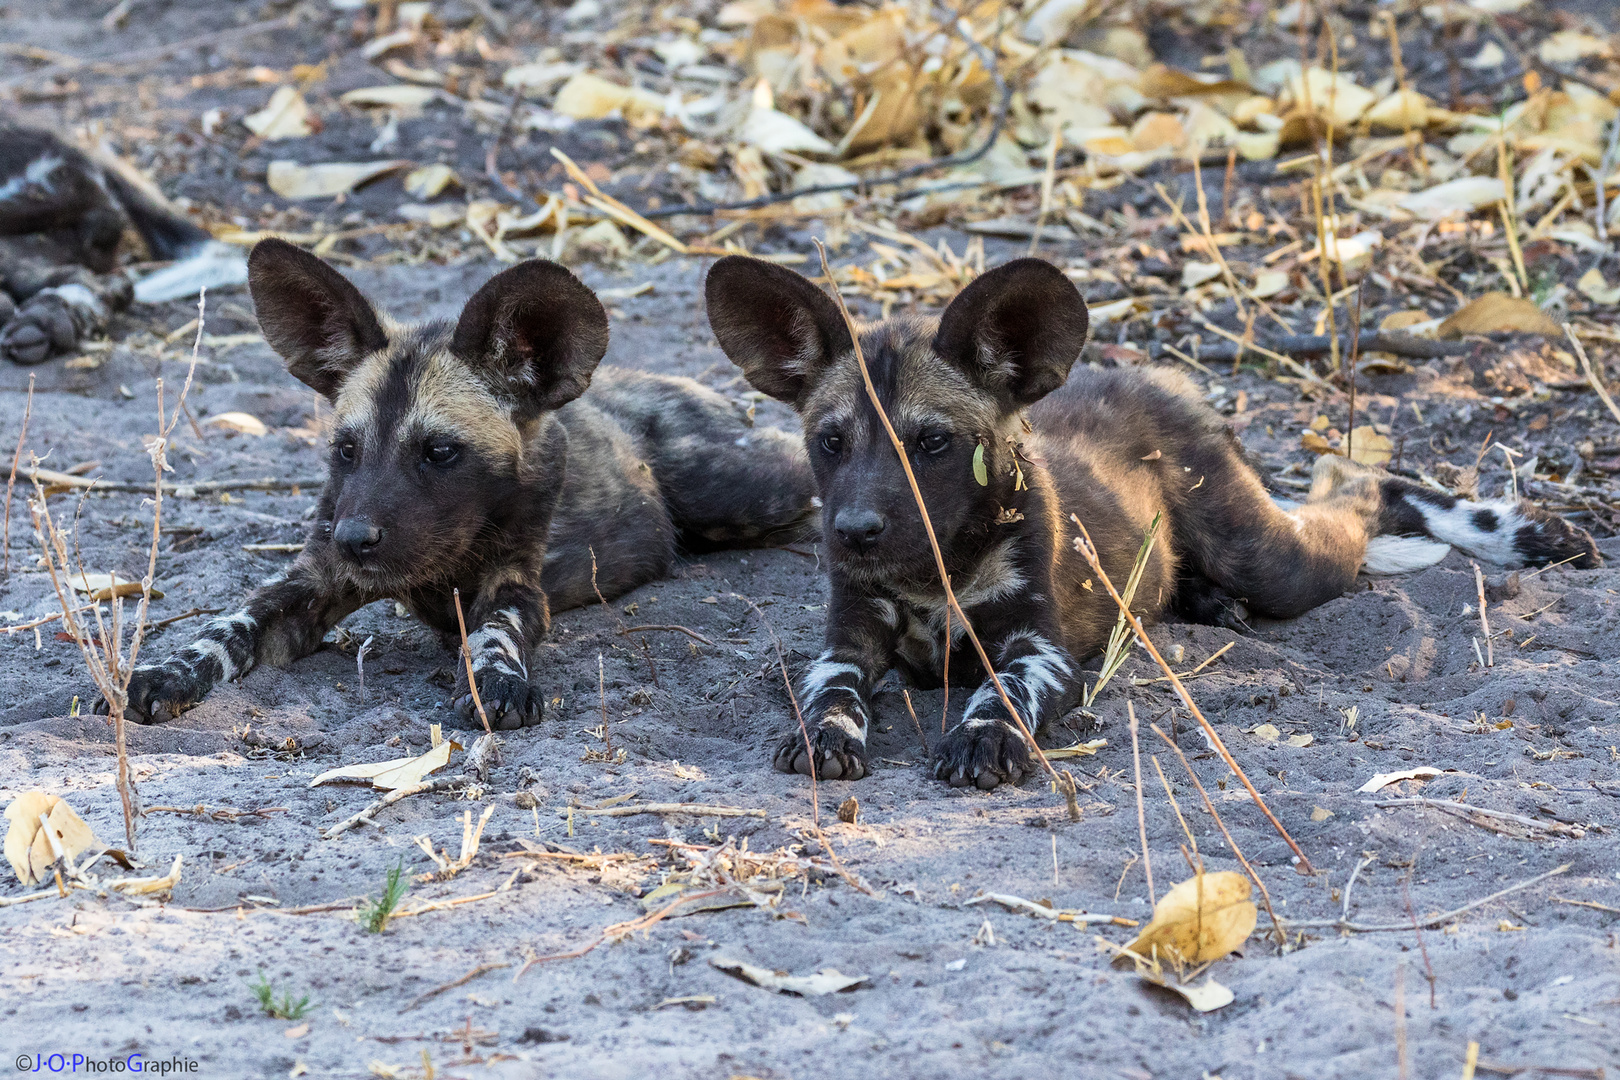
451;567;549;731
0;264;133;365
932;629;1077;790
109;566;362;723
773;586;898;781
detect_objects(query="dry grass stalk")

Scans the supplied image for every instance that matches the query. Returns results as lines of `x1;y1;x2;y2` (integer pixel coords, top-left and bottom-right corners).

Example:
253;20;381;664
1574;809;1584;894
514;887;735;979
1472;562;1493;667
1084;513;1160;706
1027;122;1061;257
1345;278;1363;456
3;373;34;575
1401;870;1438;1009
1071;512;1314;871
812;238;1080;821
1395;962;1409;1080
1282;863;1571;933
1128;701;1155;905
1564;324;1620;426
1150;723;1284;942
900;686;929;756
29;292;204;849
451;587;492;734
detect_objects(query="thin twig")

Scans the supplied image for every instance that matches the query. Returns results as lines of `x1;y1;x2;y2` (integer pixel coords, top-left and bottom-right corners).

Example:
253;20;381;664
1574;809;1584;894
452;588;492;734
1150;723;1284;943
1565;323;1620;426
1346;279;1363;459
1473;562;1493;668
1075;514;1313;872
323;775;467;839
401;962;509;1013
565;803;766;819
1282;864;1572;932
1372;797;1585;838
812;239;1078;821
1128;701;1154;905
3;373;33;575
619;624;716;648
900;687;929;756
1402;871;1438;1009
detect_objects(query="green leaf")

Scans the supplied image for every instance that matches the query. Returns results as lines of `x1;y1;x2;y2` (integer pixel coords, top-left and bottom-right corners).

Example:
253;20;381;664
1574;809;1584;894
972;443;988;486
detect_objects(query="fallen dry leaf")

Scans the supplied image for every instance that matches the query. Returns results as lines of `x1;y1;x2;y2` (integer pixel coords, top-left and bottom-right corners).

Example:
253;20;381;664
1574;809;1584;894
107;852;182;896
5;791;99;886
1118;872;1257;967
1346;425;1392;466
1439;293;1562;338
205;411;268;437
553;72;665;126
1144;973;1235;1011
1357;766;1443;794
243;86;315;141
69;573;162;601
1577;267;1620;306
1252;723;1280;742
710;957;870;996
267;160;410;200
397;203;463;228
1311;806;1334;821
340;85;439;110
1285;733;1315;748
403;163;458;199
309;740;456;791
1399;176;1508;219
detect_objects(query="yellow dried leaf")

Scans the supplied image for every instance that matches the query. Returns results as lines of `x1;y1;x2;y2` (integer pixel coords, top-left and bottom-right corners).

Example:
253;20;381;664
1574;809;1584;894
1251;269;1289;298
1138;64;1250;101
1365;89;1431;131
1439;293;1562;339
309;739;456;791
1379;310;1431;332
1311;806;1334;821
403;163;459;199
205;411;268;437
243;86;314;141
1285;732;1315;748
1301;430;1332;455
1539;31;1613;65
1147;974;1234;1011
1234;130;1279;161
1252;723;1280;742
69;573;162;601
1577;267;1620;306
1399;176;1508;219
397;203;463;228
1131;112;1188;153
267;160;410;200
1346;425;1392;466
340;85;439;110
1181;261;1222;288
108;853;182;896
5;791;99;886
1119;872;1257;967
553;73;664;126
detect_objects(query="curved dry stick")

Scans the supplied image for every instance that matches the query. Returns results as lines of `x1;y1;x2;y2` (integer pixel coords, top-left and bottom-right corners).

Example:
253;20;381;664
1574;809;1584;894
812;240;1079;821
1150;723;1283;944
3;373;33;575
1073;513;1314;873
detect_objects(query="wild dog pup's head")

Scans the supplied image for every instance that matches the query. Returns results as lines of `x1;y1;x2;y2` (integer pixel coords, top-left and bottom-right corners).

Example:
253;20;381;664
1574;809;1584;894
248;238;608;589
705;255;1088;585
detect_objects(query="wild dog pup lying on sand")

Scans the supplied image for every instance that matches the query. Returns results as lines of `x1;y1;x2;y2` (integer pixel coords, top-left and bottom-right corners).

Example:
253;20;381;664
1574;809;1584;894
111;240;812;728
0;122;245;364
705;255;1599;790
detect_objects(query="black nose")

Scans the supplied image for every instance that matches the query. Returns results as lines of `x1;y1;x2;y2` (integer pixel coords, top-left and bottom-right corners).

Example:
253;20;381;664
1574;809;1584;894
333;517;384;559
834;508;886;551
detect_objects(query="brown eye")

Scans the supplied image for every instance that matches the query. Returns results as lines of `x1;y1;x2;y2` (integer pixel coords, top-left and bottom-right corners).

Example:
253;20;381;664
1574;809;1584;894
335;441;356;463
919;432;951;455
819;432;843;456
424;442;460;466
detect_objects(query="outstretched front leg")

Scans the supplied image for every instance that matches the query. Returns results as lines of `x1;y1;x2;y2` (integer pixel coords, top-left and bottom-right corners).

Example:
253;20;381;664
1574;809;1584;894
439;565;550;731
774;581;899;781
932;623;1078;791
110;563;363;723
1;263;133;365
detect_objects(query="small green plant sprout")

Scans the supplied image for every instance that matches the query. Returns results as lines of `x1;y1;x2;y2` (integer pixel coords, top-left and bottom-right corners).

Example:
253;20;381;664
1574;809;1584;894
356;858;409;934
248;972;313;1021
1082;512;1162;707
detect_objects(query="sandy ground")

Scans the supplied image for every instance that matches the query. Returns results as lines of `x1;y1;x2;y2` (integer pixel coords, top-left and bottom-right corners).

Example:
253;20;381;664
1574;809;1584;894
1;250;1617;1080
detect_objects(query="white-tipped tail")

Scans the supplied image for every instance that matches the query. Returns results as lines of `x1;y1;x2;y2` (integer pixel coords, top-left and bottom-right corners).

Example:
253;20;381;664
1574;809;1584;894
1363;534;1451;574
133;241;247;304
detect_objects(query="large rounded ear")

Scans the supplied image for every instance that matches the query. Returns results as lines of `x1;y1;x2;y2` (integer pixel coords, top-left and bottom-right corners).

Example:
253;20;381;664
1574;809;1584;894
451;259;609;417
932;258;1089;407
247;238;388;399
704;255;853;407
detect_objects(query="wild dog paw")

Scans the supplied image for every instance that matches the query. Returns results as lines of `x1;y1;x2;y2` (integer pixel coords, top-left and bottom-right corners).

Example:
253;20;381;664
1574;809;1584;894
102;664;204;724
456;671;543;730
1;294;77;365
772;714;869;781
931;718;1033;790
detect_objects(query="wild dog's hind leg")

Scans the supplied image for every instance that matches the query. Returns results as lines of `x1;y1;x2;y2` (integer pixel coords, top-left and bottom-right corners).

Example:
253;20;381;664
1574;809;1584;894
591;371;816;547
1369;474;1600;571
1170;442;1382;619
110;566;362;723
775;582;899;781
932;627;1078;790
0;263;132;365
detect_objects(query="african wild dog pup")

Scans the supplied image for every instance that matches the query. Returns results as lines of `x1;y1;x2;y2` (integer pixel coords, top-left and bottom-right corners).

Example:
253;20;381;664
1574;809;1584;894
705;255;1599;790
109;239;813;727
